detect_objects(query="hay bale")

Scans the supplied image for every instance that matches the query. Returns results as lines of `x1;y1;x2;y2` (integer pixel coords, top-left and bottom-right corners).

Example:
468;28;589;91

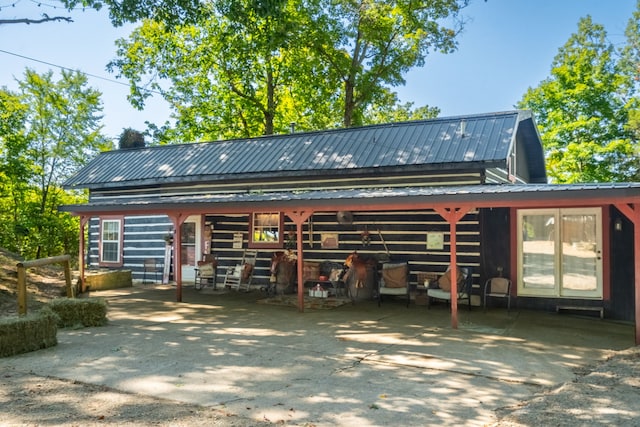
47;297;108;328
0;308;58;357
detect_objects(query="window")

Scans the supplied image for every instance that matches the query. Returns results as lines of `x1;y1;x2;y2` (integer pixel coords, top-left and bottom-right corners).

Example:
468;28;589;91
250;212;283;248
100;217;123;265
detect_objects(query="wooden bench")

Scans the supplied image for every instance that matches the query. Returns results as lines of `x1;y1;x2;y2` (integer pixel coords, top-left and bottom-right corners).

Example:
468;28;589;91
556;305;604;319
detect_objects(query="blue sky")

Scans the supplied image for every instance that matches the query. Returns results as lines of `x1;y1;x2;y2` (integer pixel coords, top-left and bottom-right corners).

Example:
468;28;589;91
0;0;637;143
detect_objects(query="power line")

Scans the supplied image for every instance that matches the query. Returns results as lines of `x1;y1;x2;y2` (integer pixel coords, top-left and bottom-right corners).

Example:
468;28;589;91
0;48;163;96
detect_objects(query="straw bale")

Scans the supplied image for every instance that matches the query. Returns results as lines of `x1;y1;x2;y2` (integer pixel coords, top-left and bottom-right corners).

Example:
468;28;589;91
0;308;58;357
48;297;108;328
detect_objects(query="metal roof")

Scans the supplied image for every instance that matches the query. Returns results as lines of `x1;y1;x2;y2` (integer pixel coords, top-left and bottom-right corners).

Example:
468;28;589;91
60;183;640;215
64;110;545;189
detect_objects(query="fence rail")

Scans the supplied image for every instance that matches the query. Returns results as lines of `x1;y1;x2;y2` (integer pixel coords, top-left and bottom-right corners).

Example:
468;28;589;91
16;255;73;315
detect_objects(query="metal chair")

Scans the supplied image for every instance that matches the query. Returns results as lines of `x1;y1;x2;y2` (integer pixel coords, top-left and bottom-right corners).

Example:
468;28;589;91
142;258;161;284
483;277;512;313
427;266;473;310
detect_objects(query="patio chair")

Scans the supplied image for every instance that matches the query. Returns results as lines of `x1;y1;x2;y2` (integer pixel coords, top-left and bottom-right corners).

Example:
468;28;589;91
142;258;161;284
378;262;410;307
223;249;258;291
427;266;473;310
483;277;512;313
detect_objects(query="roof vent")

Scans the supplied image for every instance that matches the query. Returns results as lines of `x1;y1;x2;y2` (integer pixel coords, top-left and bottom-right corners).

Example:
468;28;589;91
459;120;466;138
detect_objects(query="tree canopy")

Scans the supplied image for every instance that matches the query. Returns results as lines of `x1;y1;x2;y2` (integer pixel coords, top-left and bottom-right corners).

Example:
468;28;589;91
518;10;640;183
0;69;109;258
108;0;467;141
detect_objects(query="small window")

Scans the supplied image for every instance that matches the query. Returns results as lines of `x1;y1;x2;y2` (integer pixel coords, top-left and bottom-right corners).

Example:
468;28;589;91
100;217;123;265
250;212;283;248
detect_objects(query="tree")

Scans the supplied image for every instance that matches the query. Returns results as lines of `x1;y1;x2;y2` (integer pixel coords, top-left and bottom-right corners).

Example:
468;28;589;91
119;128;146;149
619;1;640;153
319;0;467;127
517;16;637;183
0;69;110;258
109;0;464;140
0;0;207;26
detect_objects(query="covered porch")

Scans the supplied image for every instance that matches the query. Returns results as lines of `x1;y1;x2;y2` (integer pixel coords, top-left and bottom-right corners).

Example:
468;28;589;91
62;183;640;344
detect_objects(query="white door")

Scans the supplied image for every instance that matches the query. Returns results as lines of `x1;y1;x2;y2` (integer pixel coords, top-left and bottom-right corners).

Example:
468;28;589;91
180;216;201;282
518;208;602;299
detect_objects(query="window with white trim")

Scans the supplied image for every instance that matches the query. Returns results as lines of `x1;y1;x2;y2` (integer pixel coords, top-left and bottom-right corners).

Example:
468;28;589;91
100;218;122;264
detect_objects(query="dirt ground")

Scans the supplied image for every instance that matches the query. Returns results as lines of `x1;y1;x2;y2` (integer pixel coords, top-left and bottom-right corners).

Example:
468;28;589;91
1;248;639;426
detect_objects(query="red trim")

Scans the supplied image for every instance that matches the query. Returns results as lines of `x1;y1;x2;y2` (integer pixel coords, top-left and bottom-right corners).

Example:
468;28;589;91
602;206;610;301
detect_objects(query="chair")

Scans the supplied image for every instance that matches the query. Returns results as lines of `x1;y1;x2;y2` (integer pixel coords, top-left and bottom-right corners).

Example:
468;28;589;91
195;258;217;290
427;266;473;310
223;249;258;291
378;262;410;307
142;258;161;284
483;277;512;313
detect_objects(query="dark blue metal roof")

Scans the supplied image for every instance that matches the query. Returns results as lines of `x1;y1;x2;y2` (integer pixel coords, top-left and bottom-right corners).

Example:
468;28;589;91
64;110;545;189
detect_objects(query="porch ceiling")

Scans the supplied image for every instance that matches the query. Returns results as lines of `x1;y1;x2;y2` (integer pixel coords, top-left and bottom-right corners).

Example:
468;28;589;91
60;182;640;216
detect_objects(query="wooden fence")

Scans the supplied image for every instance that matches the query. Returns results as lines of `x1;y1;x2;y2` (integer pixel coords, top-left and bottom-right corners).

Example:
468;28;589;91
16;255;73;315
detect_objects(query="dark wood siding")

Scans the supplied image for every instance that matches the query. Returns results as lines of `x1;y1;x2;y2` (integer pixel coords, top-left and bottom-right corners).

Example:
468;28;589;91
207;209;481;299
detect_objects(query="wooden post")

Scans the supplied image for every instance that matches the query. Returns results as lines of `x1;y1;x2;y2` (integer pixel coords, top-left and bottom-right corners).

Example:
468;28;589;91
17;265;27;315
284;210;313;312
434;206;473;329
16;255;73;315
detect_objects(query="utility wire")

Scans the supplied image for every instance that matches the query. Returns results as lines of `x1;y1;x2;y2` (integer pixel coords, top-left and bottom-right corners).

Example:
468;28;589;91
0;48;163;95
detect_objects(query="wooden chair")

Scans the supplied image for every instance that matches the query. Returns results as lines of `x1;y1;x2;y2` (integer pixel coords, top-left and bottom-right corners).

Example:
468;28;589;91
427;266;473;310
223;249;258;291
378;262;410;307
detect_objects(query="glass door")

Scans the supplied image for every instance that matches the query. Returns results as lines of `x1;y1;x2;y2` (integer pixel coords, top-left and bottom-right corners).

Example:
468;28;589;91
518;208;602;299
180;216;201;282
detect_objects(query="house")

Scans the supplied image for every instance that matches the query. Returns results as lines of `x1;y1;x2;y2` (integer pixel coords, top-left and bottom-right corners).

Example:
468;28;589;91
60;110;640;343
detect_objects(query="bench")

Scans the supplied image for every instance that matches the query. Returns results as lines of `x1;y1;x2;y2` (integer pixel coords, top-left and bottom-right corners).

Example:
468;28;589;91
556;305;604;319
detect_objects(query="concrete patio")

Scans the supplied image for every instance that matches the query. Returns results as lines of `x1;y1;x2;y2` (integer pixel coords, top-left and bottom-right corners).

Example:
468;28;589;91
1;284;635;426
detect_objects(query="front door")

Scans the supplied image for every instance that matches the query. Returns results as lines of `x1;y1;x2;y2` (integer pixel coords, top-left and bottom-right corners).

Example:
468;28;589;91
180;216;201;282
517;208;603;299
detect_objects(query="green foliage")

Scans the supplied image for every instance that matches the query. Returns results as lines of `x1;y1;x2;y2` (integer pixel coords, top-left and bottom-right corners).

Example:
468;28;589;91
118;128;146;149
107;0;468;141
518;12;640;183
0;69;108;259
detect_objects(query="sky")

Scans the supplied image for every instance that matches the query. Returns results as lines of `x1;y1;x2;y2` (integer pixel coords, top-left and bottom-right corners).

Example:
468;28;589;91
0;0;638;144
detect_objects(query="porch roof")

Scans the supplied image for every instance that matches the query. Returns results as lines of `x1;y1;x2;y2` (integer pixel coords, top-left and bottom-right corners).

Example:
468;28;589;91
60;182;640;215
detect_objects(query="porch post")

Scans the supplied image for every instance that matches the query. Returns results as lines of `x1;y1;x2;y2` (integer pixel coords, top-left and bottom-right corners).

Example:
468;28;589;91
285;210;313;312
434;206;473;329
78;216;89;293
169;213;187;302
614;203;640;345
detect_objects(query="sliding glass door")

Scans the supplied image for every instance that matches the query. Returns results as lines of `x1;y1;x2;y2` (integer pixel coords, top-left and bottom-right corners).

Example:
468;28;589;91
518;208;602;299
